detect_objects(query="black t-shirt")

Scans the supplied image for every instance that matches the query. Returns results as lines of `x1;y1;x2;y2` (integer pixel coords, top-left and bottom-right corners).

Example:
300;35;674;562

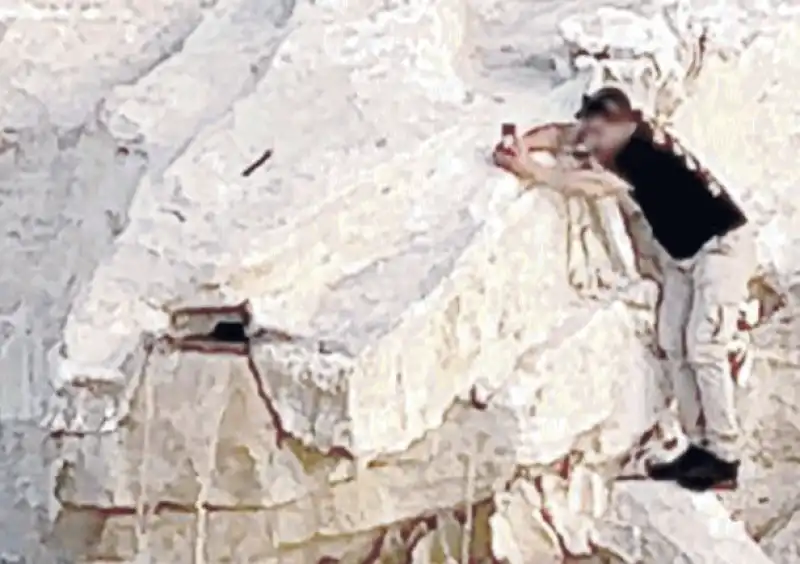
612;123;747;260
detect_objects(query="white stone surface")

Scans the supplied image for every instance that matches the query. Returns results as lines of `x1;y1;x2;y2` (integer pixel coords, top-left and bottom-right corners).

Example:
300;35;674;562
557;0;766;122
604;482;774;563
49;293;664;561
761;510;800;563
1;0;800;562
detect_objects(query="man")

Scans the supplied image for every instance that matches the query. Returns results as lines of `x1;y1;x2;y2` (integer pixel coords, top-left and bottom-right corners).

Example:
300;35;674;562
493;87;753;491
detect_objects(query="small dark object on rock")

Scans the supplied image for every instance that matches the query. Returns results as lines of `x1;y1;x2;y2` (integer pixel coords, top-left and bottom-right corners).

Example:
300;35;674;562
242;148;273;177
210;322;248;343
469;385;488;410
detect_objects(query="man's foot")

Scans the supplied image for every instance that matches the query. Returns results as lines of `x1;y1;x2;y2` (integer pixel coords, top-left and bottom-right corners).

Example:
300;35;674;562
646;444;716;481
677;456;740;492
646;444;739;491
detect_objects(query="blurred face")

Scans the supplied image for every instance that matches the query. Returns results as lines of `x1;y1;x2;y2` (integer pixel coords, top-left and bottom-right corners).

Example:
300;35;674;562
578;115;617;152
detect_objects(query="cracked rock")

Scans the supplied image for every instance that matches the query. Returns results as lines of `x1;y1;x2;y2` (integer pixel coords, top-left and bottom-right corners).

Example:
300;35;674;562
4;0;800;562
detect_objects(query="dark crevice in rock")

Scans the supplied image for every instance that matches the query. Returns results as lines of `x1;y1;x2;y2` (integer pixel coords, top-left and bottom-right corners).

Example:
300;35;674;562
244;354;355;463
169;301;253;337
210;321;248;343
165;302;355;463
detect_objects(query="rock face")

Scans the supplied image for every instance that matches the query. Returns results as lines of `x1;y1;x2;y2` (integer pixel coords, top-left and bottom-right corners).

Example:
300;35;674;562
1;0;798;562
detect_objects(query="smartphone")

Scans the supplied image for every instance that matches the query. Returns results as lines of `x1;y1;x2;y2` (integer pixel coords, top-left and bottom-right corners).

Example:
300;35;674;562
501;123;517;148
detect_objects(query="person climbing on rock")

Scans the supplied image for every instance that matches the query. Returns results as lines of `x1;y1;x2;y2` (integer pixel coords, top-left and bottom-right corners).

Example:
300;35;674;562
492;86;753;492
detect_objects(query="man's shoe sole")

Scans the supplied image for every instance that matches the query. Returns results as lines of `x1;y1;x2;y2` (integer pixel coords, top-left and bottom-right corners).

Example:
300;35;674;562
614;475;738;491
677;477;738;492
712;480;738;491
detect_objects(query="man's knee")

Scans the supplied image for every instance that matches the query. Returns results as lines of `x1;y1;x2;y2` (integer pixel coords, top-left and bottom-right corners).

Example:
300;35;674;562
657;322;685;361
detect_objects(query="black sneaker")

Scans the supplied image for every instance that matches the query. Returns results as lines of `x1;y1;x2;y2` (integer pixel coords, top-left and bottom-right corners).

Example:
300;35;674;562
646;444;716;481
676;455;740;492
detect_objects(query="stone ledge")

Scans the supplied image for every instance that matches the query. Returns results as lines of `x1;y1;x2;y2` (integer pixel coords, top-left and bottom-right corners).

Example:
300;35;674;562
52;178;614;458
50;283;662;561
56;0;598;456
603;482;774;564
56;1;485;460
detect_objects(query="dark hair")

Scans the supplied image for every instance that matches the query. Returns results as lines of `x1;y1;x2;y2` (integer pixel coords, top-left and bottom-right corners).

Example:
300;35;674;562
574;87;637;120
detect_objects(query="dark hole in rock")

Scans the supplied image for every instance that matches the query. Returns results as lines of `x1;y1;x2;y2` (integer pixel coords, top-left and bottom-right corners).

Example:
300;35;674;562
210;322;248;343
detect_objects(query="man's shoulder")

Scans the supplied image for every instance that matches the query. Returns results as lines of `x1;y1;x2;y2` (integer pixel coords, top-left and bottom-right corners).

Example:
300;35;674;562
637;121;701;168
634;119;680;152
644;121;733;199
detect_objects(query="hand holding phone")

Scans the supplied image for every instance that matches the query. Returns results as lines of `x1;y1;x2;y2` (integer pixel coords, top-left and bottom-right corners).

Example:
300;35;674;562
501;123;517;150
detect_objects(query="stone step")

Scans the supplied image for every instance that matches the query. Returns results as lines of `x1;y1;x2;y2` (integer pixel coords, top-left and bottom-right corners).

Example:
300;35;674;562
600;482;775;564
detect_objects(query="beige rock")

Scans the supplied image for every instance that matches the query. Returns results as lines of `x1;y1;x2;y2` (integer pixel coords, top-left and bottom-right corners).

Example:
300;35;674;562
666;22;800;548
5;0;800;562
0;1;254;560
603;482;774;563
670;23;800;296
490;483;562;563
50;280;662;560
761;510;800;563
489;466;615;563
558;1;761;121
487;298;663;466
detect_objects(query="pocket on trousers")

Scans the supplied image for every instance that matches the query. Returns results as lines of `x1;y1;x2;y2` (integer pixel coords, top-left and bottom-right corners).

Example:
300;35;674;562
709;304;739;345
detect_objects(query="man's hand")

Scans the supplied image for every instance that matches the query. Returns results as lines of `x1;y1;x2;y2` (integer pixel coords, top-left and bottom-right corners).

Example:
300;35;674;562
493;143;532;179
491;137;555;186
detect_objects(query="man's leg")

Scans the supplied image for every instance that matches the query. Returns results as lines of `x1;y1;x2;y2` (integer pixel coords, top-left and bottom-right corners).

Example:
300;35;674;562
657;260;703;442
687;232;753;460
679;229;755;489
647;258;718;483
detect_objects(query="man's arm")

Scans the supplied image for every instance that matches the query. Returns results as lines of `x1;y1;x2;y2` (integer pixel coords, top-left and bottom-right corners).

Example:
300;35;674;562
553;168;633;198
519;122;576;153
514;159;630;199
502;120;630;198
512;149;631;199
508;122;581;186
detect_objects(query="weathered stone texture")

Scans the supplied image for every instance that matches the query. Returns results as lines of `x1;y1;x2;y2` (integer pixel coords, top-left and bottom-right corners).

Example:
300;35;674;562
1;0;799;562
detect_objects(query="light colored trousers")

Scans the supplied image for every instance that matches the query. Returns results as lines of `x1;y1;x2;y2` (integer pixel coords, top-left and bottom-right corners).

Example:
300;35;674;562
657;226;755;462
